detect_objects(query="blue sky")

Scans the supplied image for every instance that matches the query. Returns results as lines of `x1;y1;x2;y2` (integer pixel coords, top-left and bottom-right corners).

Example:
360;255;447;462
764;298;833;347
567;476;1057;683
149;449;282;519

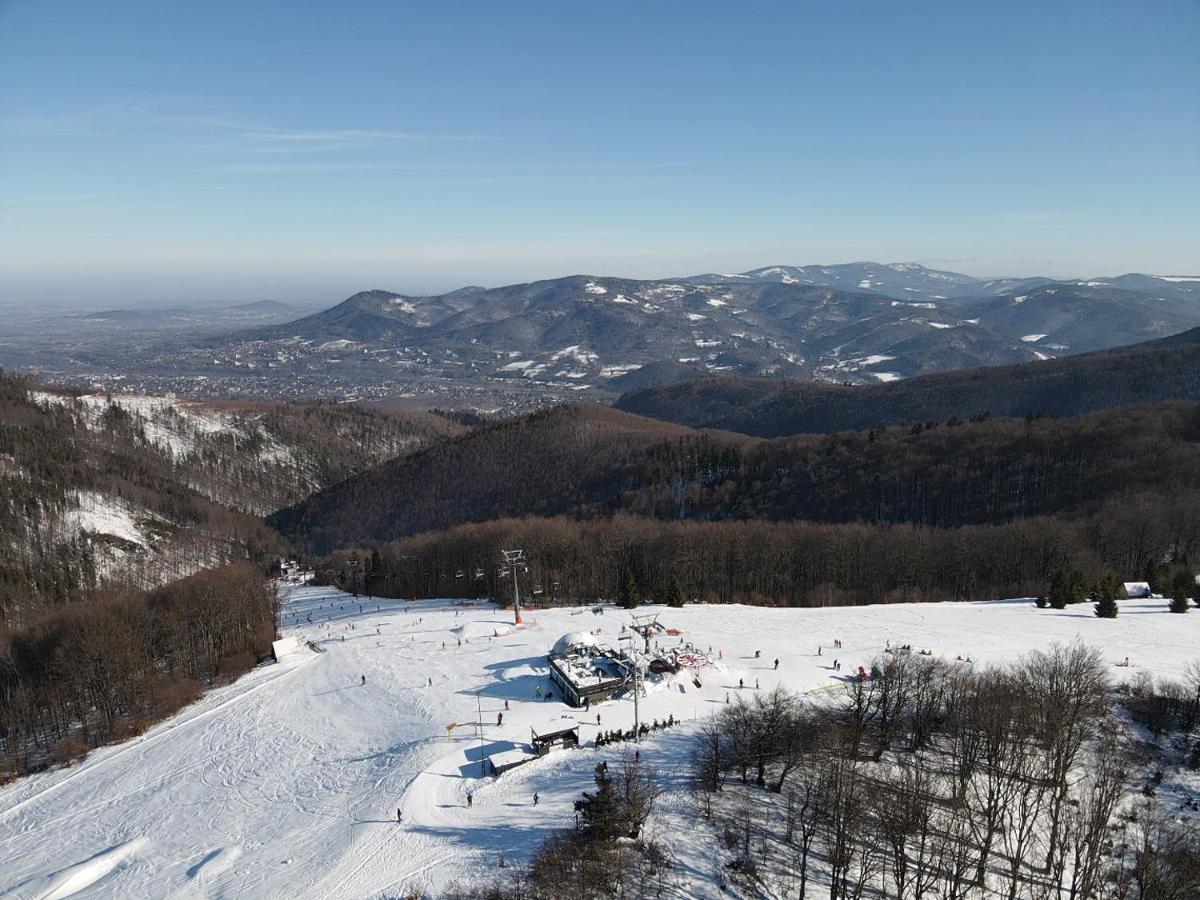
1;0;1197;306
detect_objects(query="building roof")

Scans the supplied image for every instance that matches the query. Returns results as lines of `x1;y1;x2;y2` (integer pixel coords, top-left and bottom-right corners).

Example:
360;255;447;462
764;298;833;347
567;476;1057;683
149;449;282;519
488;747;536;769
552;631;601;655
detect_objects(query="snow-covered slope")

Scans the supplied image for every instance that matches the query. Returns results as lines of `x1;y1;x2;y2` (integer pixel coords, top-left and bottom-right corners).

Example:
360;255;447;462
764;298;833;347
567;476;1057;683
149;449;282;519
2;588;1197;898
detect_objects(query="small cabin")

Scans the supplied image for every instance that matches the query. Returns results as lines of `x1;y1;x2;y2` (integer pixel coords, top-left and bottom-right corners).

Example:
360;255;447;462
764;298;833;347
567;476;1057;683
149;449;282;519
487;747;537;776
531;725;580;756
1121;581;1151;599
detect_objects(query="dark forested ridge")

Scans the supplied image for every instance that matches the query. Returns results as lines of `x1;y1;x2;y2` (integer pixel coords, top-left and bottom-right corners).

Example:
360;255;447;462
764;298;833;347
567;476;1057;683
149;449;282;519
320;404;1200;608
268;404;736;554
273;398;1200;558
614;326;1200;437
0;370;461;623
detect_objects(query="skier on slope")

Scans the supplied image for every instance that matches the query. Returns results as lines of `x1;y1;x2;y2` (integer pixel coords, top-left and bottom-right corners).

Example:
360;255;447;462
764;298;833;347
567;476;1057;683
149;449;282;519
397;807;403;823
361;674;366;686
497;712;503;726
773;658;780;670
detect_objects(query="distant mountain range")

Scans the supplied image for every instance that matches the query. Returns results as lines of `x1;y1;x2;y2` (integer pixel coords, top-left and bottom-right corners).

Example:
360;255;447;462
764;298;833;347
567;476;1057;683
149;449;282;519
681;261;1049;301
615;326;1200;437
206;263;1200;396
9;262;1197;407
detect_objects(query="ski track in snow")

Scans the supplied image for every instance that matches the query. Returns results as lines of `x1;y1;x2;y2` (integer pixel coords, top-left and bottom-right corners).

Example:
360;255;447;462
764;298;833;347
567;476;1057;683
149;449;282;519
1;587;1197;898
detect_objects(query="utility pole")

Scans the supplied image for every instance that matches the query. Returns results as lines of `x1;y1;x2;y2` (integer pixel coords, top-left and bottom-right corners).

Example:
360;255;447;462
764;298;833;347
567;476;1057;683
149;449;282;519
501;549;526;625
619;631;643;743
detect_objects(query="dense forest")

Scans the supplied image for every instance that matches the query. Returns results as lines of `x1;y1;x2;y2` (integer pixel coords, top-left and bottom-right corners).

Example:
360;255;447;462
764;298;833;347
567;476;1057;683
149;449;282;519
615;326;1200;437
269;404;715;553
0;563;276;777
0;369;457;624
273;401;1200;556
326;480;1199;609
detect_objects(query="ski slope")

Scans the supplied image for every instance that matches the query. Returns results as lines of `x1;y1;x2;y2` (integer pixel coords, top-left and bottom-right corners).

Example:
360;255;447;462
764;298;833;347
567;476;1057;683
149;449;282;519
2;587;1197;899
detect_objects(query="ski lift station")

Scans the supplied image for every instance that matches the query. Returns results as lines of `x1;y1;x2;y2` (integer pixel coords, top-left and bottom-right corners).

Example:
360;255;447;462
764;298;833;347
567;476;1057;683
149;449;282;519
546;631;635;707
485;724;581;776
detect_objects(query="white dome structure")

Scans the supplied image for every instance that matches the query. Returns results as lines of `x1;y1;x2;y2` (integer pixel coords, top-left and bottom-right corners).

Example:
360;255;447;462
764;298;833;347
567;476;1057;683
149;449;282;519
551;631;600;656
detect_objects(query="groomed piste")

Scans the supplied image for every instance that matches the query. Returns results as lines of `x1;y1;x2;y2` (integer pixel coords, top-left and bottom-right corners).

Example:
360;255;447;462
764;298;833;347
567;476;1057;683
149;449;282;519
1;585;1197;898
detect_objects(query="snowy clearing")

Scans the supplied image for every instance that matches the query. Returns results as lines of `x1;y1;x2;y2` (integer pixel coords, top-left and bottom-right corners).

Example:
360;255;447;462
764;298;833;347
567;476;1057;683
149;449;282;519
2;589;1197;899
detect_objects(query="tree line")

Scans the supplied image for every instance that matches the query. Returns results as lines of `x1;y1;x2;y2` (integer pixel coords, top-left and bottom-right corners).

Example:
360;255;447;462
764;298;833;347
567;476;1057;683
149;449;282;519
318;485;1200;609
0;562;277;778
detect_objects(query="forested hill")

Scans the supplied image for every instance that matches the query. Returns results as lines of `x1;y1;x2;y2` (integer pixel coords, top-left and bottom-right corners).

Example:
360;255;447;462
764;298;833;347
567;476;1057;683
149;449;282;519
267;404;739;553
271;399;1200;555
0;371;462;622
614;326;1200;437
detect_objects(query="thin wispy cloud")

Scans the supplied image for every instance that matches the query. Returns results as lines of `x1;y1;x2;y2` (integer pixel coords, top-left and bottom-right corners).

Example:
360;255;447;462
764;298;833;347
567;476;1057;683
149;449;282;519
166;115;496;145
2;105;497;146
0;192;117;207
214;160;692;175
976;211;1090;225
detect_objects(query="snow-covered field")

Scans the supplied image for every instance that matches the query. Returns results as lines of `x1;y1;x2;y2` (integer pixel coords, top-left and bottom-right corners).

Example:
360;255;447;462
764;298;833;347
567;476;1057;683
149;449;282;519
2;588;1197;899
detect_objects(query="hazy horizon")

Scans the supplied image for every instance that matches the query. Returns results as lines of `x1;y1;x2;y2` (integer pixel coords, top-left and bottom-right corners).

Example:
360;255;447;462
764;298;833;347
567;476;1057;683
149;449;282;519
4;256;1200;312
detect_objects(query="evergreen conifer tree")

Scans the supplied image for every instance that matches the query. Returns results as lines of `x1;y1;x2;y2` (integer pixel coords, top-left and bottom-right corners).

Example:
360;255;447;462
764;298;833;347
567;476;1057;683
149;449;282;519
1169;570;1192;613
1093;575;1119;618
573;763;622;841
618;571;639;609
664;577;685;608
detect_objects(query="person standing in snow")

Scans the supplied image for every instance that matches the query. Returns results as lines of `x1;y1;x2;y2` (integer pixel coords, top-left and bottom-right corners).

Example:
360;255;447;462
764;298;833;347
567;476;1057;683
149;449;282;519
396;807;403;823
596;713;601;726
497;712;503;726
773;658;779;670
533;792;539;806
361;674;366;686
739;678;744;689
467;792;473;807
